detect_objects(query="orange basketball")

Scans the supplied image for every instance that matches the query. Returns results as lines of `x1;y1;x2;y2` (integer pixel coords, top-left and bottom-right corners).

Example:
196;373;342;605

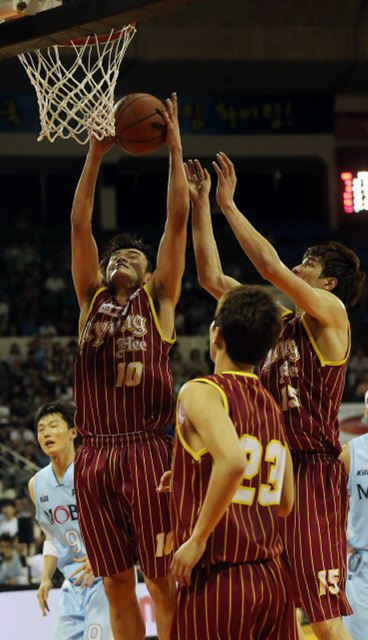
113;93;167;155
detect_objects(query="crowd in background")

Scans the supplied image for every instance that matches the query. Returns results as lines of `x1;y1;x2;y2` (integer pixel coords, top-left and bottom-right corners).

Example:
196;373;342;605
1;215;368;586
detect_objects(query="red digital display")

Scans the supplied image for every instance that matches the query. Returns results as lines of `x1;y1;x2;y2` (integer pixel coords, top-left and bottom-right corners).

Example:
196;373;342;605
341;171;368;214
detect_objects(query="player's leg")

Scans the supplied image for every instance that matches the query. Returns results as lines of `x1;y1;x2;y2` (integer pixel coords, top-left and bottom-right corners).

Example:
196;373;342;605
343;550;368;640
52;579;84;640
297;618;308;639
281;457;352;626
310;617;352;639
144;574;177;640
83;578;113;640
131;433;176;639
104;567;145;640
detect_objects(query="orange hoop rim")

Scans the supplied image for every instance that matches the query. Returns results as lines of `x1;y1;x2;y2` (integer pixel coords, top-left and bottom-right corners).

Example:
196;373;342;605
61;23;136;48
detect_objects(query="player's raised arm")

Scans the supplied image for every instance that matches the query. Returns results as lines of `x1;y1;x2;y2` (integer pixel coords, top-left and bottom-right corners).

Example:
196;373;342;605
170;382;246;586
71;136;114;310
187;158;240;300
147;93;189;308
213;152;348;326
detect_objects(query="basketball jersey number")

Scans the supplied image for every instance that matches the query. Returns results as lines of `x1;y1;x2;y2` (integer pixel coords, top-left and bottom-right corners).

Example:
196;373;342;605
116;362;144;388
87;624;102;640
155;531;174;557
233;436;286;507
65;529;83;553
318;569;340;596
280;384;300;411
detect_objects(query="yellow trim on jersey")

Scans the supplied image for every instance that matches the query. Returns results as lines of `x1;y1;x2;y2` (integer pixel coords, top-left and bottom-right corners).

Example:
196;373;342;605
190;377;230;415
222;371;258;380
176;422;208;461
79;286;108;341
143;284;175;344
176;378;230;460
301;315;350;366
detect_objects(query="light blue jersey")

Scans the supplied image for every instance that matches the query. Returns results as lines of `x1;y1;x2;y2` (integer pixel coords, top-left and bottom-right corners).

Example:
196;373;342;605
35;462;85;581
34;462;112;640
343;434;368;640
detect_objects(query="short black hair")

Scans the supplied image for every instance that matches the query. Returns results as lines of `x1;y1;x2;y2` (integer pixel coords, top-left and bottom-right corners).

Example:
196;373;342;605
0;533;15;544
99;233;157;279
214;285;282;365
34;401;75;430
303;241;366;308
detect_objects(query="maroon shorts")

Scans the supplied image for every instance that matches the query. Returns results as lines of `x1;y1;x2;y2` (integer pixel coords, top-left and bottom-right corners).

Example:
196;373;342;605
75;429;173;578
171;555;298;640
281;452;353;623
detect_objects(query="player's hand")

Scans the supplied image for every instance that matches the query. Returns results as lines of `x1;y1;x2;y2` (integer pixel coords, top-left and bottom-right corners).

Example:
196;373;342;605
37;578;52;616
89;134;115;156
170;537;206;587
161;92;182;152
213;152;237;211
157;470;172;493
70;555;96;588
184;159;211;204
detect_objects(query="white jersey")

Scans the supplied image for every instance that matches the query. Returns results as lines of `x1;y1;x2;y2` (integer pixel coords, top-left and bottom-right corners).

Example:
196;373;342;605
347;433;368;551
34;462;86;581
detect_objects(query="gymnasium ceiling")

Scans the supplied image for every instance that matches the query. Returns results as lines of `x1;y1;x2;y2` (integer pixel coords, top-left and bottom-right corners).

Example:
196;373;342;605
1;0;368;95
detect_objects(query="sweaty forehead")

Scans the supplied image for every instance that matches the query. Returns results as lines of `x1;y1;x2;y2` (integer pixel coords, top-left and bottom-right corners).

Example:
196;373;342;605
110;248;145;260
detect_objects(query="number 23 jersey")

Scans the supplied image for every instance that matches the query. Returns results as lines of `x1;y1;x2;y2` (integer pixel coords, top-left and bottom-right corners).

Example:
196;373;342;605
171;371;287;566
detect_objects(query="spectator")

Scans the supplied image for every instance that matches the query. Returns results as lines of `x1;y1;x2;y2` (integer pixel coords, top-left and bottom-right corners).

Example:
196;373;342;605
0;534;27;585
349;348;368;388
0;500;18;537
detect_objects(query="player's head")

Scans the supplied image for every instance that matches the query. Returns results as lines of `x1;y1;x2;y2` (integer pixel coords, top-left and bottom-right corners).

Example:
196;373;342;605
100;233;157;290
34;401;77;457
292;241;365;308
210;285;282;366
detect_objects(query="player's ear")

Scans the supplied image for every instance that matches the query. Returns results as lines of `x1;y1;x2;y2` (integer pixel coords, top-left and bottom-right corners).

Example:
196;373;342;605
324;276;338;292
212;326;224;349
70;427;78;441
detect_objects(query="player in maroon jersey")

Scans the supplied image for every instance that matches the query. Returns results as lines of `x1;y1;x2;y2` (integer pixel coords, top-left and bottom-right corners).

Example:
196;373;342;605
165;285;297;639
188;154;365;640
71;93;189;640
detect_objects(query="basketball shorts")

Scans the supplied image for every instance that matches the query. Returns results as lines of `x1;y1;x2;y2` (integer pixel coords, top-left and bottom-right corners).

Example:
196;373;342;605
171;555;298;640
52;577;112;640
343;549;368;639
280;453;353;623
75;429;173;578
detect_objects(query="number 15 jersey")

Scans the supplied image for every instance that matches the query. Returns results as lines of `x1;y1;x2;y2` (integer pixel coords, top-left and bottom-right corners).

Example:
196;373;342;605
260;312;350;454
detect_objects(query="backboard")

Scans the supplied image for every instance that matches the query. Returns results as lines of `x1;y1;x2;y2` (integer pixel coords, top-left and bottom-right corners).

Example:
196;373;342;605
0;0;196;60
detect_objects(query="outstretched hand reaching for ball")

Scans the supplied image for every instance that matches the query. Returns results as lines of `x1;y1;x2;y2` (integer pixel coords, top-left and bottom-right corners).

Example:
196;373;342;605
213;152;237;211
161;92;182;151
184;159;211;205
89;133;115;156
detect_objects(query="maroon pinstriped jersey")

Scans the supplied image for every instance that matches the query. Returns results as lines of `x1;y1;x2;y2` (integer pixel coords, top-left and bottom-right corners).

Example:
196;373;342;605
260;312;349;454
171;372;286;566
74;285;175;436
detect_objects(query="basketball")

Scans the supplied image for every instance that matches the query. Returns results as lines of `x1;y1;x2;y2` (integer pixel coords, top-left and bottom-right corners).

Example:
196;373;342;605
113;93;167;155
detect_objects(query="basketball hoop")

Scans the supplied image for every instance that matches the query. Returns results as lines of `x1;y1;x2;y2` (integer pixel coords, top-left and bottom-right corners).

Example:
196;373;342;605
18;23;136;144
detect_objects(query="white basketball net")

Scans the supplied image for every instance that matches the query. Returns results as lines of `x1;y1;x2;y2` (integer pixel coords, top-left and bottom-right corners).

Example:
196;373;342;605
18;24;136;144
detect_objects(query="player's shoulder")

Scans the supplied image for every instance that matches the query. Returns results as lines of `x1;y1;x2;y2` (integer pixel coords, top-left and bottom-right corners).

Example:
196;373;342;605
28;475;36;504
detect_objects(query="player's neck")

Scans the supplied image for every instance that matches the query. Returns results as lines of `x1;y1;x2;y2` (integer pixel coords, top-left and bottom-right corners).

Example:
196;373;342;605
51;448;75;483
214;352;254;375
112;285;139;306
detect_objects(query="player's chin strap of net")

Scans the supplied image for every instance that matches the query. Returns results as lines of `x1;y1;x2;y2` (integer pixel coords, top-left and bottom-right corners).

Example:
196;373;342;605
18;24;137;145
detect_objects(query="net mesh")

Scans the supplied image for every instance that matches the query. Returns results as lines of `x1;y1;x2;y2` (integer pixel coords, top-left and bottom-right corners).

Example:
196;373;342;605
18;24;136;144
